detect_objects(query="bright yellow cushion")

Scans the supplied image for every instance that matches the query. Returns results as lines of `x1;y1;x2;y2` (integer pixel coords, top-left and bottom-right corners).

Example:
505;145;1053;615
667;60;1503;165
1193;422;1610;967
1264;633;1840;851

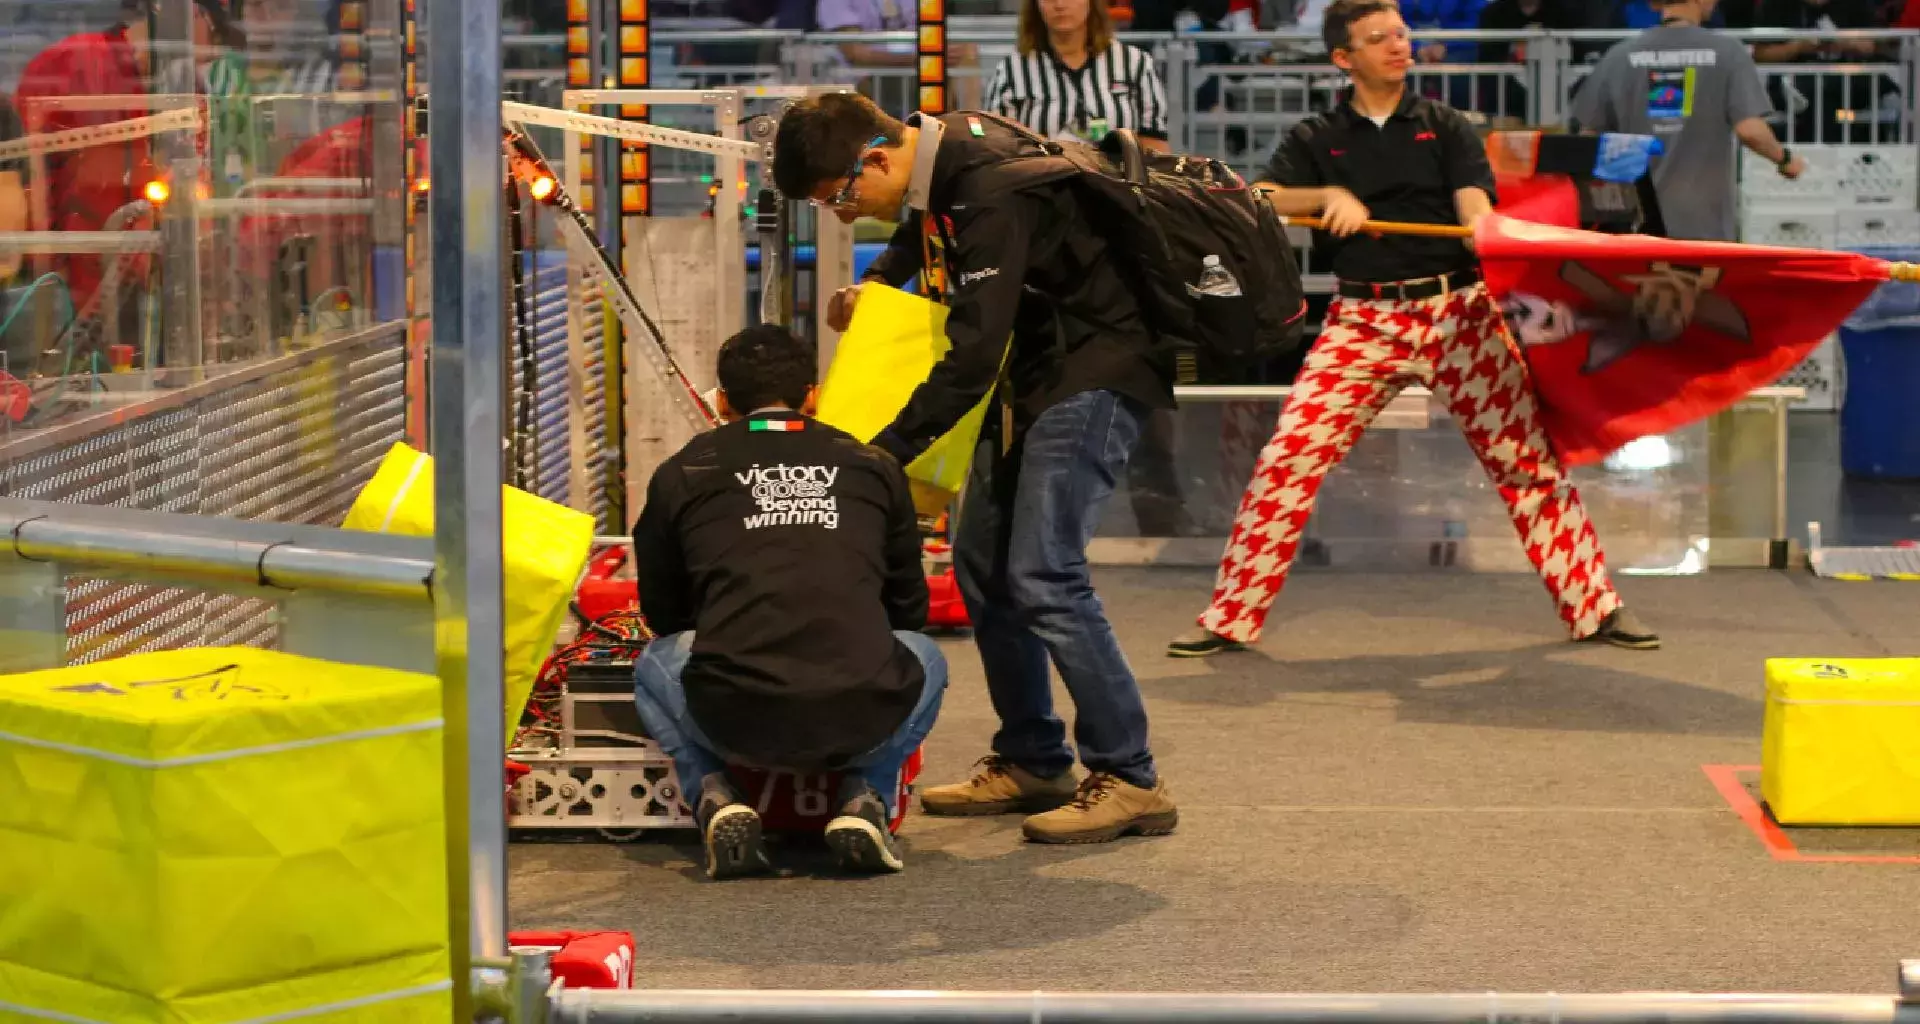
0;647;450;1023
1761;658;1920;825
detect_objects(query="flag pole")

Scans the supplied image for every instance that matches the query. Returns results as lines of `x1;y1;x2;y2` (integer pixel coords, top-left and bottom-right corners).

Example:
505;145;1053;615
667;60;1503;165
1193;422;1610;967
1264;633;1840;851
1283;216;1474;238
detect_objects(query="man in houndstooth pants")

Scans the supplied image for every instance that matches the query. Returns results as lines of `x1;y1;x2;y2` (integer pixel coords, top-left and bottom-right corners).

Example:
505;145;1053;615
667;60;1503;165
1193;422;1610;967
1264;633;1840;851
1168;0;1660;658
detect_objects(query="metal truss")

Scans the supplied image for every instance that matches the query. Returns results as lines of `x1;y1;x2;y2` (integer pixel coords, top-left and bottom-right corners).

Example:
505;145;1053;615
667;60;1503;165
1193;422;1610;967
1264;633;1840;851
0;107;202;164
500;100;763;160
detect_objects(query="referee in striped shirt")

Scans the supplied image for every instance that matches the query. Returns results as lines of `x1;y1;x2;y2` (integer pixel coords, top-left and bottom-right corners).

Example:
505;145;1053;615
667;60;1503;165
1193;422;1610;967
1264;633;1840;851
983;0;1172;152
983;0;1195;536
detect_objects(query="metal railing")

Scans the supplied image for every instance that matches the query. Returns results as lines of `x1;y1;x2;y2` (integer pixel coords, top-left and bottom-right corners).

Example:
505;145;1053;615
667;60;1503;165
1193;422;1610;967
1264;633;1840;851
0;494;434;676
474;955;1920;1022
504;26;1920;147
496;27;1918;222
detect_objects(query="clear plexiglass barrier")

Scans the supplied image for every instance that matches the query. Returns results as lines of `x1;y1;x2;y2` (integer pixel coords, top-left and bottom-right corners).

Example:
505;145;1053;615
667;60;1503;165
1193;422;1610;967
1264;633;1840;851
2;2;409;461
1094;391;1714;576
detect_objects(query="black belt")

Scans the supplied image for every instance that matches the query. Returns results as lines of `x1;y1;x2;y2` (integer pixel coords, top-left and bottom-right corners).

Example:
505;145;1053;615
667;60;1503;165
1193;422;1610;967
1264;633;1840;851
1336;268;1481;301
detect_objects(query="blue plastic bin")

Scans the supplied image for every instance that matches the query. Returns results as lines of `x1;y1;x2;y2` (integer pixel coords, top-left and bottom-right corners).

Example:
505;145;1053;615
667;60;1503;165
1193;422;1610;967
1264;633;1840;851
1837;247;1920;479
1838;323;1920;478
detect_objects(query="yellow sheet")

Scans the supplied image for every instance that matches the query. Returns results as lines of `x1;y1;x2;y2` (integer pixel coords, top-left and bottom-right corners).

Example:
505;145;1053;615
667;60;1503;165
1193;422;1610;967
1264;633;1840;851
341;442;596;739
814;283;1005;515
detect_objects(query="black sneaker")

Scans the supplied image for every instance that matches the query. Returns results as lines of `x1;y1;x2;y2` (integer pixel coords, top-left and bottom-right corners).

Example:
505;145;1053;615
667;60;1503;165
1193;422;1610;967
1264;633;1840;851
1166;626;1246;658
695;774;771;880
1583;607;1661;650
824;781;904;874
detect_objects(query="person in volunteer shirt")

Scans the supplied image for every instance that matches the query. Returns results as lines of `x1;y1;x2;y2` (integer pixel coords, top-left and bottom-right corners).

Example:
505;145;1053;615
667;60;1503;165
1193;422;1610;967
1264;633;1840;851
984;0;1171;151
1571;0;1803;241
777;92;1180;846
630;324;949;880
12;0;241;312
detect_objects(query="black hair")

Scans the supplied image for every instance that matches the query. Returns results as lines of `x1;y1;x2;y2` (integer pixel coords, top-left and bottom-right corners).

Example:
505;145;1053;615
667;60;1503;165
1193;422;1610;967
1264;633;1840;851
122;0;247;49
1322;0;1399;54
770;92;905;201
716;324;816;413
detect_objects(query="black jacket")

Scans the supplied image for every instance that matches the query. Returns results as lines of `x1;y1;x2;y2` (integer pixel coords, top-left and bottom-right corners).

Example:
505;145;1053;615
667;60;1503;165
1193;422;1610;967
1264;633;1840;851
863;111;1174;465
632;410;929;771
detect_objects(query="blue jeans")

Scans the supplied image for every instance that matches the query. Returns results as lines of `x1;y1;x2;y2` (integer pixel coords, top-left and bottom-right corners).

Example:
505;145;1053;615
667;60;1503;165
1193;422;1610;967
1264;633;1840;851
632;630;949;818
953;388;1156;790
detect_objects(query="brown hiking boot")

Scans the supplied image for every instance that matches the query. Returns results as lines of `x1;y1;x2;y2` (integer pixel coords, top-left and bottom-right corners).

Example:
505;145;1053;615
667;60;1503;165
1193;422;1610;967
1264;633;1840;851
1021;772;1178;844
920;755;1077;816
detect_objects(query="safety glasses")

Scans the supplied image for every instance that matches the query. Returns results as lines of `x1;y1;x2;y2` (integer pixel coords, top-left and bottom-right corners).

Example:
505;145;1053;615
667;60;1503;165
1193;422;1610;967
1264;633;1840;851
811;134;888;209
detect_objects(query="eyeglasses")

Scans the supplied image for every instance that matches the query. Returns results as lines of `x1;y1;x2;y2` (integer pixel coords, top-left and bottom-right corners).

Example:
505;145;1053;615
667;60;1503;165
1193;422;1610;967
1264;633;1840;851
811;134;888;209
1354;26;1410;47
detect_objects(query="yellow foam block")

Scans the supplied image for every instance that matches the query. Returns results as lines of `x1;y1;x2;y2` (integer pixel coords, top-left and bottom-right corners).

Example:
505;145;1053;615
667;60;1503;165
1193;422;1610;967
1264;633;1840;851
1761;657;1920;825
815;283;1005;515
0;648;450;1024
342;441;596;740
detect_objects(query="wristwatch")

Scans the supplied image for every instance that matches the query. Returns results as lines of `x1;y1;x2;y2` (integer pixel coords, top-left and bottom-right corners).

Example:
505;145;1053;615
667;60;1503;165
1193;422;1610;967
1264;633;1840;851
1775;148;1795;173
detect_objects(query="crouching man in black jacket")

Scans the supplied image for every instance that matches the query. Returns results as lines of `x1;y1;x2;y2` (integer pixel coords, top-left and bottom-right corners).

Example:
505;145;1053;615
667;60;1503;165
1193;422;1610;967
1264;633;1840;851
773;92;1178;845
631;325;949;879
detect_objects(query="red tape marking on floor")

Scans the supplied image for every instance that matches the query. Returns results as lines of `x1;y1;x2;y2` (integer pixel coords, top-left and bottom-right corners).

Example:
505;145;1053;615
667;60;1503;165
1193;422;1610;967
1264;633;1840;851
1701;764;1920;865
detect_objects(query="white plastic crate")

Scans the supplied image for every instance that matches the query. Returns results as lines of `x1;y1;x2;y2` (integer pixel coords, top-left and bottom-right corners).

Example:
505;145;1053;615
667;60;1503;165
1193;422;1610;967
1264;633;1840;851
1739;147;1841;206
1739;206;1837;249
1835;146;1918;210
1775;332;1845;413
1837;209;1920;251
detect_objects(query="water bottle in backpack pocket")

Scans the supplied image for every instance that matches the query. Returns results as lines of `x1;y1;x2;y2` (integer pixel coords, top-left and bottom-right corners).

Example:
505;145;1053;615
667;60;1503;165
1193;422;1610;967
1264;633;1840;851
1187;255;1242;297
1081;131;1306;380
1182;253;1257;380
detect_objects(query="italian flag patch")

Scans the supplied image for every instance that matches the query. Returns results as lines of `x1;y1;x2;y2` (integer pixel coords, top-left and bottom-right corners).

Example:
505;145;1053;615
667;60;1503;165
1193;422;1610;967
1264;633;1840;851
750;419;804;432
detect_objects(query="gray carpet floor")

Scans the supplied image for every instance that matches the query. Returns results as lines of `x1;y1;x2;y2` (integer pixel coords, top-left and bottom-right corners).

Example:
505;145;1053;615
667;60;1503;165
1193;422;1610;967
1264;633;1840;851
507;568;1920;994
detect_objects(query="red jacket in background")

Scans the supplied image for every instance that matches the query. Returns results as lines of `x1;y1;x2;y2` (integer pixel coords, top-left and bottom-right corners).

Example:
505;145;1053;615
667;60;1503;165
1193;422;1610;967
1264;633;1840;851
12;27;154;311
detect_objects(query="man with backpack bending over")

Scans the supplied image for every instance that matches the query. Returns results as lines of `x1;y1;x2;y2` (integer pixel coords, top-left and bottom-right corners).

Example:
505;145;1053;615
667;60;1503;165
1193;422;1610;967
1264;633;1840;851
774;93;1181;844
1165;0;1661;659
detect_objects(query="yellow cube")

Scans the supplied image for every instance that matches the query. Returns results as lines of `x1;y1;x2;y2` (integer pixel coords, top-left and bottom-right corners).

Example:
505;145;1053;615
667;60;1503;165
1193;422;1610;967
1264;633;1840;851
1761;657;1920;825
0;648;450;1023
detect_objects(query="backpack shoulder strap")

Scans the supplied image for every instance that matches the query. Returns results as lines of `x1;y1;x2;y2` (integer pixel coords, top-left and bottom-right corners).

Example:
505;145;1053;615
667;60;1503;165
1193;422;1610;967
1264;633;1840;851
955;152;1085;203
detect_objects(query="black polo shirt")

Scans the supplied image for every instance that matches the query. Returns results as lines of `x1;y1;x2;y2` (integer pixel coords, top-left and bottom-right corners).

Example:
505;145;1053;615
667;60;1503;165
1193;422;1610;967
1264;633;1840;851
1260;91;1497;284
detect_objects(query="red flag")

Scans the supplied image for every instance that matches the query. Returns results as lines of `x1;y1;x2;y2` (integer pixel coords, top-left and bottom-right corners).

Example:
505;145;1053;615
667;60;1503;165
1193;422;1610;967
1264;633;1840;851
1493;172;1582;229
1475;213;1895;468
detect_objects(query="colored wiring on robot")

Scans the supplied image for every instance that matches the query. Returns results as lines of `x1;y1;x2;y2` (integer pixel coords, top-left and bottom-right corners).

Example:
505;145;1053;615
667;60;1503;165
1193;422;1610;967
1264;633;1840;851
512;603;655;748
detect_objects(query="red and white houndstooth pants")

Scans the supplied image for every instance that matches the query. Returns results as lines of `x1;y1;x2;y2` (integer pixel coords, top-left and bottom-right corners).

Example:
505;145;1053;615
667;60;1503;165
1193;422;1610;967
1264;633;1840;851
1199;282;1621;644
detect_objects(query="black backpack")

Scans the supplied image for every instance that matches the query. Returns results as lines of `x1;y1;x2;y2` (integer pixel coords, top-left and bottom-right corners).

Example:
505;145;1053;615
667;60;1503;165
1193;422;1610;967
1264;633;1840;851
971;120;1309;383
